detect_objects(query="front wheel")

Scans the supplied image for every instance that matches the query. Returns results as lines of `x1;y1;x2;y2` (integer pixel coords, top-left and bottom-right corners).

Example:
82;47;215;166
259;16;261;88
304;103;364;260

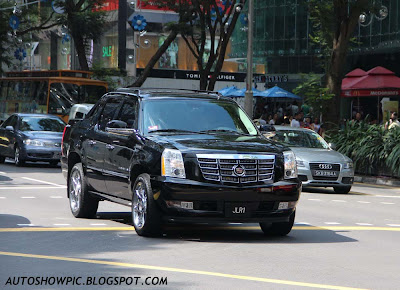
69;163;98;218
333;186;352;194
14;146;25;167
260;210;295;236
132;173;163;237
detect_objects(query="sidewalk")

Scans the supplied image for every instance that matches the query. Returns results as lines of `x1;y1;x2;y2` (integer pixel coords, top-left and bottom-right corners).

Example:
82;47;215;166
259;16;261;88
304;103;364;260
355;175;400;187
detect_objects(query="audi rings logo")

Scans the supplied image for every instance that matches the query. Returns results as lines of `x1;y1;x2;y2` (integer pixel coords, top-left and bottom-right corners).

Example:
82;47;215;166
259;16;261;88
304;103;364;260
319;164;333;170
233;165;246;177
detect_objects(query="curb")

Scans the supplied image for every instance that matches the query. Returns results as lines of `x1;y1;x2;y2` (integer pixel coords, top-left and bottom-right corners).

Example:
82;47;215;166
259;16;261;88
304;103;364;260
354;175;400;187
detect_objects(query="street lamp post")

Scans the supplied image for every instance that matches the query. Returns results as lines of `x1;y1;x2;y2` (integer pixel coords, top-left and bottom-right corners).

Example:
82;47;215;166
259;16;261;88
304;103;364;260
244;0;254;118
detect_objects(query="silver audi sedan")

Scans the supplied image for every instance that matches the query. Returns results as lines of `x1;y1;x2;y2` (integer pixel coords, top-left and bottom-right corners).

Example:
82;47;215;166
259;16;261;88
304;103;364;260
272;126;354;194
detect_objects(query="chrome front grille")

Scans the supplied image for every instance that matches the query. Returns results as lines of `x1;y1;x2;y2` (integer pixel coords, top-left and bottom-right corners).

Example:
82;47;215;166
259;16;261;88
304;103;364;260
197;154;275;184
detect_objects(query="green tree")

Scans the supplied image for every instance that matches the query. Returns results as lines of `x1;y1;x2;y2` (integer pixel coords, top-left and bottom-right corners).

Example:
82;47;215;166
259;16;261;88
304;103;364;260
132;0;245;90
56;0;106;71
307;0;374;122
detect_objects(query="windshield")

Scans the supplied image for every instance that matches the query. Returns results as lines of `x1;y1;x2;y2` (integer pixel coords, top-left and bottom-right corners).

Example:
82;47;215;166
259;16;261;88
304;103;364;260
142;98;258;136
19;116;66;132
273;130;329;149
49;83;106;115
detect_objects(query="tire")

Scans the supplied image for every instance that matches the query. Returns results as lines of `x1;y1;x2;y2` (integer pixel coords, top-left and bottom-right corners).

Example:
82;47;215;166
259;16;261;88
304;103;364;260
14;146;25;167
260;210;295;236
132;173;163;237
333;186;352;194
49;161;59;167
68;163;98;218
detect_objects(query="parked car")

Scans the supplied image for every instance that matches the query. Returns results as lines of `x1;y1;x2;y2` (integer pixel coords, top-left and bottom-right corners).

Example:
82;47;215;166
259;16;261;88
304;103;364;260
68;103;94;121
272;126;354;194
0;113;66;166
61;89;301;237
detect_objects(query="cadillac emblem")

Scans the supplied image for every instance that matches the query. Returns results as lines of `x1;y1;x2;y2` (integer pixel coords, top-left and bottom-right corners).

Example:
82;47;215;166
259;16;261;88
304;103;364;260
233;165;246;177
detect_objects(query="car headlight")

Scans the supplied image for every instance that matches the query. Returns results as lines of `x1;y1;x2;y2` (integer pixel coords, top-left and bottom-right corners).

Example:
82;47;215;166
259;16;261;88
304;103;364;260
296;159;305;167
161;149;186;178
23;139;45;146
344;162;353;169
284;151;298;179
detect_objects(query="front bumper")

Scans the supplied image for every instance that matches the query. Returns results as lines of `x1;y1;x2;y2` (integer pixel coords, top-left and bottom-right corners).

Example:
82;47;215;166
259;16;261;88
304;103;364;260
20;146;61;162
297;166;354;188
151;177;301;223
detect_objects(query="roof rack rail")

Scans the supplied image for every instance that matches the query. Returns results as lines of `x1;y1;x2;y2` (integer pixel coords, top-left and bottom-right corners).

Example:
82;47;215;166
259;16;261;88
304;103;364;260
119;87;222;98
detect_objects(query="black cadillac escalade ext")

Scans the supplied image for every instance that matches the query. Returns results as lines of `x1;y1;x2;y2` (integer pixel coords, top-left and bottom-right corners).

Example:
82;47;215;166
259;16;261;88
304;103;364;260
61;88;301;237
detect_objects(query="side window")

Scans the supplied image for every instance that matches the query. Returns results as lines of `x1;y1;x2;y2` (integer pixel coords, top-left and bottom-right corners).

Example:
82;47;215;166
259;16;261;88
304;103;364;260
117;100;138;129
1;116;13;128
9;116;18;128
97;98;121;131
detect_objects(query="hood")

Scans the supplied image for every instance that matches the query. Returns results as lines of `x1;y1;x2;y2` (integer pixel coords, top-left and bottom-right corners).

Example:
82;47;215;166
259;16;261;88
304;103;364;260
147;133;288;155
290;147;351;163
21;131;63;141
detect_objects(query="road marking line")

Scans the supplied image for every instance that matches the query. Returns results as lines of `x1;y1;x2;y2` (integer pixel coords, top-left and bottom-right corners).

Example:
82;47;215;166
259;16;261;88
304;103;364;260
53;224;71;226
21;177;65;188
21;197;36;199
0;186;67;190
1;226;400;232
355;223;373;226
0;251;368;290
375;195;400;198
50;196;63;199
332;200;346;202
90;223;107;226
0;171;6;174
308;199;321;201
16;224;35;227
295;222;310;225
357;201;371;204
387;224;400;227
0;197;6;199
324;222;341;225
380;202;395;205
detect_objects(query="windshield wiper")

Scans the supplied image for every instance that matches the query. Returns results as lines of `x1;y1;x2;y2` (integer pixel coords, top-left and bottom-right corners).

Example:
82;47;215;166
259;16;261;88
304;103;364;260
148;129;201;134
199;129;249;136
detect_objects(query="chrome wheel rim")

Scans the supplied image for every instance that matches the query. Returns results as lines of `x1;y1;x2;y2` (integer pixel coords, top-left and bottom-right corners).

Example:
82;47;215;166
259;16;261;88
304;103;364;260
15;147;19;164
132;181;147;229
69;170;81;212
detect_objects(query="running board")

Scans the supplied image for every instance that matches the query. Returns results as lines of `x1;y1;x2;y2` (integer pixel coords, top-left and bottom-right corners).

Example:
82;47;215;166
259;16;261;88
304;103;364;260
89;191;131;207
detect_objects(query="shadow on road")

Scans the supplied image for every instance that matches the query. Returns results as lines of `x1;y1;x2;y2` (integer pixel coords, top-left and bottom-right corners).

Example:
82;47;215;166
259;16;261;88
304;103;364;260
0;214;32;228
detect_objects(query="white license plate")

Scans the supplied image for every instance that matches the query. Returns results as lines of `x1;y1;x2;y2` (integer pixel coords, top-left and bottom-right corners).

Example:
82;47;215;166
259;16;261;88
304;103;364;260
180;202;193;209
314;170;337;177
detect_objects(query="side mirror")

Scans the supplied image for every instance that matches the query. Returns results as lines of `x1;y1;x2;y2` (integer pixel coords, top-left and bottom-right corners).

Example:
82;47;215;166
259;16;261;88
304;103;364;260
329;143;337;150
106;120;127;129
6;126;14;131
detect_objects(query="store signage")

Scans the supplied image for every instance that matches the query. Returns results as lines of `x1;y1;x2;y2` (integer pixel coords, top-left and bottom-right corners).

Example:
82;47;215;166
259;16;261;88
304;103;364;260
342;89;400;97
254;75;289;83
102;46;113;57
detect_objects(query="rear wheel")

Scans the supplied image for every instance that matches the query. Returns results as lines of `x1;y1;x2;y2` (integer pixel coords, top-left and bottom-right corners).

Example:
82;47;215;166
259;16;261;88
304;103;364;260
14;146;25;167
69;163;98;218
132;173;163;237
260;210;295;236
333;186;352;194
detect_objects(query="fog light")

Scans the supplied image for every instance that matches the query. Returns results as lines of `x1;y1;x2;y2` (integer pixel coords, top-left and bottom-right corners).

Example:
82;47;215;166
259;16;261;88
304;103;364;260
166;201;193;209
278;201;297;210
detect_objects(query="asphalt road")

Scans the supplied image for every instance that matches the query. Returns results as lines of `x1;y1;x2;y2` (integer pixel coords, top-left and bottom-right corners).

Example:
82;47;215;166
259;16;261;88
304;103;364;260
0;159;399;289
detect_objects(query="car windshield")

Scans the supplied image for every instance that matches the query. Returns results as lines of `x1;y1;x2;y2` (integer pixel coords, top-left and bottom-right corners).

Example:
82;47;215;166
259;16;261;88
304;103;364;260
142;98;258;136
19;116;66;132
273;130;329;149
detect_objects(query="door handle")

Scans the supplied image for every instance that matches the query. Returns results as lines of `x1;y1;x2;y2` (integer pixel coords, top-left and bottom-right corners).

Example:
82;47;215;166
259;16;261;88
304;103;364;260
106;144;115;150
88;140;96;146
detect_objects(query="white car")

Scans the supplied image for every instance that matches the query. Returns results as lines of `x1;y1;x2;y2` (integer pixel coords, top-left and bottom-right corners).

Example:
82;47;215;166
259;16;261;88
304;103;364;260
272;126;354;194
68;103;94;121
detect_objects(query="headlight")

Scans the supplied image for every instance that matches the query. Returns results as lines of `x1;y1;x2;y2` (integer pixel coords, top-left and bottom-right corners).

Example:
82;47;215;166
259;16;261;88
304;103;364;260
161;149;186;178
284;151;298;179
23;139;45;146
296;159;305;167
344;162;353;169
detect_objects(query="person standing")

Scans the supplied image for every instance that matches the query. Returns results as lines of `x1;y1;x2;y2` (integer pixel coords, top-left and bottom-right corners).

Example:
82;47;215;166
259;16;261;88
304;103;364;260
291;113;301;127
388;112;400;129
269;113;279;125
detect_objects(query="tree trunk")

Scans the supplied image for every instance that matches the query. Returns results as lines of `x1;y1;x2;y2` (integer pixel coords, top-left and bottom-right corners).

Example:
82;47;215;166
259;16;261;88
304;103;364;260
130;29;178;87
199;69;208;90
74;35;89;71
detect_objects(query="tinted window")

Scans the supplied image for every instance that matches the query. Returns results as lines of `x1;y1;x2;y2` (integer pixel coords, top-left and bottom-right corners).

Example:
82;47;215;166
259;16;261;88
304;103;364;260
1;115;14;128
19;116;66;132
97;99;121;130
117;100;138;129
273;130;329;149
